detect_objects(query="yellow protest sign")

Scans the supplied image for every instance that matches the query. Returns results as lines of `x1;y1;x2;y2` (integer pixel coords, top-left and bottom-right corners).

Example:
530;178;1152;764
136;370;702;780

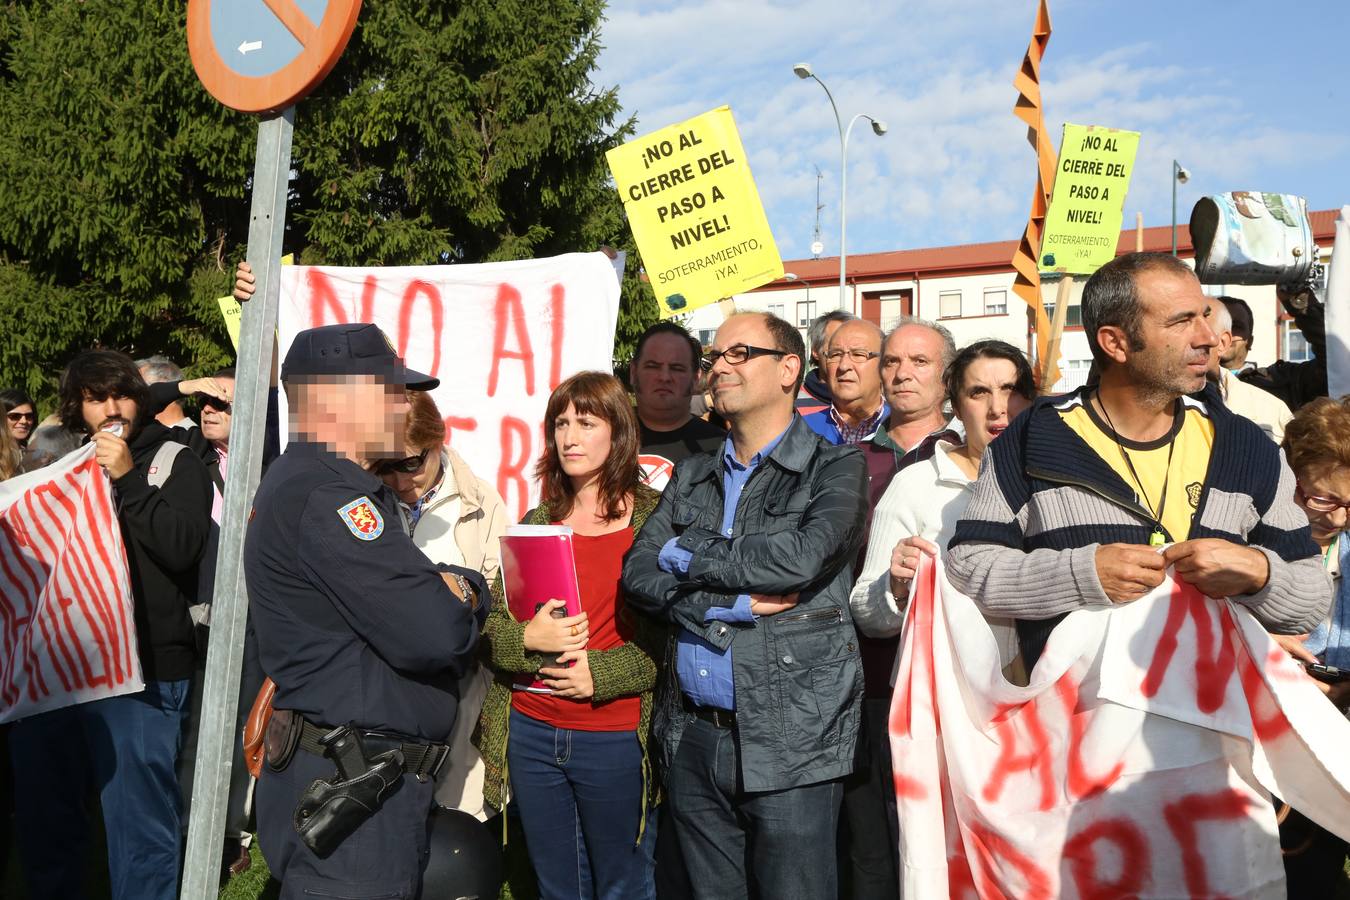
217;254;292;350
1040;124;1140;274
607;106;783;317
217;296;244;350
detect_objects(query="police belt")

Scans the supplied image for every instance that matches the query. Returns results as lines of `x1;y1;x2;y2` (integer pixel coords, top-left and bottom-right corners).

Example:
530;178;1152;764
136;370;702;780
297;717;451;781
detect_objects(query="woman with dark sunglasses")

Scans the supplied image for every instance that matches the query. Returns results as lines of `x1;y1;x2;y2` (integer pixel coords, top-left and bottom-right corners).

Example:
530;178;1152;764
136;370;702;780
368;390;507;824
1274;395;1350;888
1;388;36;449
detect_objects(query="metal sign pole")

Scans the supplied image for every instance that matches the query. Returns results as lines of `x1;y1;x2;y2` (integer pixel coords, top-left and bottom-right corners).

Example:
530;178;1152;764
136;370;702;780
181;106;294;900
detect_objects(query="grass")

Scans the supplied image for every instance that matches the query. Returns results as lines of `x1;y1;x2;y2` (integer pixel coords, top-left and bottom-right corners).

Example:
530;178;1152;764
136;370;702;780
219;845;278;900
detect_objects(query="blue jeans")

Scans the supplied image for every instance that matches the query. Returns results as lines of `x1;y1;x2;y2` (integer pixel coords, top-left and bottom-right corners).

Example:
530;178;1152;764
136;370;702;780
9;679;192;900
507;708;654;900
666;715;844;900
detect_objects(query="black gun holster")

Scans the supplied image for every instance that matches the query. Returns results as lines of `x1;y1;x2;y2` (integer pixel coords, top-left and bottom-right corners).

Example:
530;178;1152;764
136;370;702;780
293;724;404;858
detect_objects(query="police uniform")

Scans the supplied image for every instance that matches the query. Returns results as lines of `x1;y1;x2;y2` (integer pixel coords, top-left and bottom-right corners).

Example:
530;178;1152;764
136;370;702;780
246;324;489;899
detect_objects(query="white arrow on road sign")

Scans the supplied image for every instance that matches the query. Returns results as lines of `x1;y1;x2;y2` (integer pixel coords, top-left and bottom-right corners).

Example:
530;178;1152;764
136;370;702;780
238;39;263;54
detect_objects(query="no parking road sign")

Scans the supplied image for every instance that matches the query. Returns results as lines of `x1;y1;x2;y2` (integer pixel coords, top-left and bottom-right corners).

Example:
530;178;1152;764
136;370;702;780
187;0;361;114
182;5;362;899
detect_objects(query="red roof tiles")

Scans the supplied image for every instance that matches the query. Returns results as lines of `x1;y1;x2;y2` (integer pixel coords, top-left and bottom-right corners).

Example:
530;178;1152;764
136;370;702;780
763;208;1341;288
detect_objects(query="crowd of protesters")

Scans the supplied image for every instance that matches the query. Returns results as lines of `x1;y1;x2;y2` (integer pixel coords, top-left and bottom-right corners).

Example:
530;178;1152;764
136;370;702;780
1;249;1348;898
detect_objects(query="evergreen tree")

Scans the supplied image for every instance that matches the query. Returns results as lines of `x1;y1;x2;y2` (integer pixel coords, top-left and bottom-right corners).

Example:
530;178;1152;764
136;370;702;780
0;0;656;410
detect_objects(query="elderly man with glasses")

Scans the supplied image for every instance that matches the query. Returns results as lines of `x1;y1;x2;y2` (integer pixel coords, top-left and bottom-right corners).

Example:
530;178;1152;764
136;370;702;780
802;319;887;448
624;311;868;900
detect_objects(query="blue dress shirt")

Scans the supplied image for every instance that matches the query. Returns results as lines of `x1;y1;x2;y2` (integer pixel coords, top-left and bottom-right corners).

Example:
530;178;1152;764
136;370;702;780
661;424;791;710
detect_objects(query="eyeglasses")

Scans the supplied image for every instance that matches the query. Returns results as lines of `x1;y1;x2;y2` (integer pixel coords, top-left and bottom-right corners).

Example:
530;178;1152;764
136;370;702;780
1297;482;1350;513
371;448;430;476
701;343;791;372
824;348;881;365
195;393;232;413
6;411;35;422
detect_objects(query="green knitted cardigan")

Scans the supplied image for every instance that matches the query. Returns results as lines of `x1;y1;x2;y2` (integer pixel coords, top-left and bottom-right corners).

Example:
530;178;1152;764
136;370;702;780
473;483;664;841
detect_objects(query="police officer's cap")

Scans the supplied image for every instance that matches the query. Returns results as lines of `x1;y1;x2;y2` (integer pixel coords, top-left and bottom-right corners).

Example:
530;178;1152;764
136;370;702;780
281;323;439;390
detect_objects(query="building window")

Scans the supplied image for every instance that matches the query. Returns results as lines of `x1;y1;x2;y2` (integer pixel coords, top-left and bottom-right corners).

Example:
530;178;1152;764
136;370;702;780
938;291;962;319
698;329;715;347
1051;358;1094;394
861;290;912;329
768;303;785;319
983;289;1007;316
797;300;817;327
1043;301;1083;327
1282;321;1311;362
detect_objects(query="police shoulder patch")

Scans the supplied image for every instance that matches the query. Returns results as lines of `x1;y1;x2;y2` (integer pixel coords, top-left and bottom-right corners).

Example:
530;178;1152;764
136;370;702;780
337;496;385;541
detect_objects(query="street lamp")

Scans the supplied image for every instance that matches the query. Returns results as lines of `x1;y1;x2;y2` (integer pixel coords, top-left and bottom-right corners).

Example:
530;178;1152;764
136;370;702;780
1171;159;1190;256
782;272;812;338
794;63;886;315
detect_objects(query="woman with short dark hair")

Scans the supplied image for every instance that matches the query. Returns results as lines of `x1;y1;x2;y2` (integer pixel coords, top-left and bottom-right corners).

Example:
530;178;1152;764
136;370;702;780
475;371;662;900
851;339;1036;646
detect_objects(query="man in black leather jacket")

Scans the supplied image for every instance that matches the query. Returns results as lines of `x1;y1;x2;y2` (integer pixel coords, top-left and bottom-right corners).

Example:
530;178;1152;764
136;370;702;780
623;311;868;900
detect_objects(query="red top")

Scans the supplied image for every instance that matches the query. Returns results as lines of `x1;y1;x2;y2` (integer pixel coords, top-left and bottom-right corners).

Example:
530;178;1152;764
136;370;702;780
512;526;642;732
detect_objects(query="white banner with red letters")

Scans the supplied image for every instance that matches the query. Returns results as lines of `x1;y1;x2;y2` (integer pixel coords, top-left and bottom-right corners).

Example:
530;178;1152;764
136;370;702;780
892;556;1350;899
277;253;621;521
0;445;142;723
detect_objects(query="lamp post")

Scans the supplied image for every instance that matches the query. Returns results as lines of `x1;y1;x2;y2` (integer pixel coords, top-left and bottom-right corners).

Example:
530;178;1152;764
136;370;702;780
782;271;811;336
793;63;886;316
1171;159;1190;256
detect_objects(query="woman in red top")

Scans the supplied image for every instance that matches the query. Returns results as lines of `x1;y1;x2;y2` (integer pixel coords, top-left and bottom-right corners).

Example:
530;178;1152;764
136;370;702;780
476;372;663;900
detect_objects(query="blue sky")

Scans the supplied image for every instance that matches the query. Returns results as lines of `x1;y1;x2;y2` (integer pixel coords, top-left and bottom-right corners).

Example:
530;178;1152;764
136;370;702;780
594;0;1349;262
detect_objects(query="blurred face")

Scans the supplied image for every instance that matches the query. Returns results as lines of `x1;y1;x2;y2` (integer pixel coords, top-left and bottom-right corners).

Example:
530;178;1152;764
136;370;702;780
954;358;1031;457
80;392;138;440
707;315;800;421
632;333;698;423
555;402;612;486
199;377;234;445
825;321;883;411
7;403;35;442
292;376;407;459
1108;271;1217;399
1294;464;1350;548
881;325;947;422
376;444;443;505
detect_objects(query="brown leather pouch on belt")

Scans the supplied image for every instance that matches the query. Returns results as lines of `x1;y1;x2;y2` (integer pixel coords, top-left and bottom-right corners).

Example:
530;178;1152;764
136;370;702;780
264;709;301;773
242;677;276;779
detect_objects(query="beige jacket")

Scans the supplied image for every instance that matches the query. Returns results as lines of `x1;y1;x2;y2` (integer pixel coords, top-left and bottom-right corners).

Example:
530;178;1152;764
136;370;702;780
1220;369;1293;444
411;448;508;585
408;447;508;820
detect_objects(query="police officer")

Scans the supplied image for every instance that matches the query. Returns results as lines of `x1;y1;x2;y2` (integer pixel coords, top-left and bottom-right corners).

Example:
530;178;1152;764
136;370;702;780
246;323;489;899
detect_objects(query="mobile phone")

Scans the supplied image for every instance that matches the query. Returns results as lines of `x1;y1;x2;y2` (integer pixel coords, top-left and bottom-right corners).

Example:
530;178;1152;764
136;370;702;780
1303;662;1350;684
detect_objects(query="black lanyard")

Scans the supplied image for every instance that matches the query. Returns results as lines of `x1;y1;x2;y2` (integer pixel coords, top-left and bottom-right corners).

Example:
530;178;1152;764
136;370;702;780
1096;392;1178;547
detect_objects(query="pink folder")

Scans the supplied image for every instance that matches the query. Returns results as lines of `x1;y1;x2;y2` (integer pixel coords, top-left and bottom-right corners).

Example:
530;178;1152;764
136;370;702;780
499;525;582;693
